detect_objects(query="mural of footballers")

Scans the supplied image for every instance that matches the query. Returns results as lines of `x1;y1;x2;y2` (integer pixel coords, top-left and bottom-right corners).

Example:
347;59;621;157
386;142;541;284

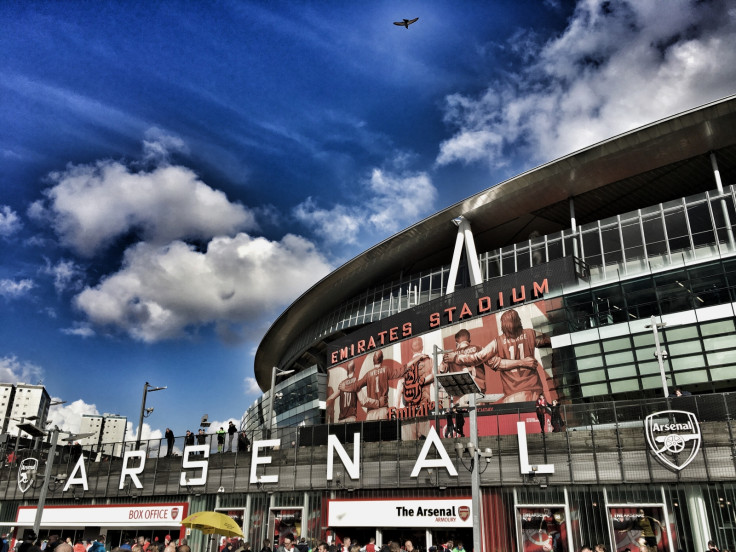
338;349;413;421
398;336;435;439
443;306;552;403
326;360;358;423
439;327;486;398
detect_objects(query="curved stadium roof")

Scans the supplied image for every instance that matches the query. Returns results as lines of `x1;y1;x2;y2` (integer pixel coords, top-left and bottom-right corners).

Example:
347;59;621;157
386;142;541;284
254;95;736;390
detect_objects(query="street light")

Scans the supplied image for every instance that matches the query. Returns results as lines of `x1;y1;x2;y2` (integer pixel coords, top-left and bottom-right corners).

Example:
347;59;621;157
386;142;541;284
265;367;294;438
436;370;485;551
33;427;94;535
136;382;167;449
12;415;40;460
645;315;670;397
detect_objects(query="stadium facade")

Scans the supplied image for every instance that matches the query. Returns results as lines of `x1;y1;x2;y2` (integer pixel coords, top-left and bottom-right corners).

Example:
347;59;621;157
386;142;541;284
3;96;736;552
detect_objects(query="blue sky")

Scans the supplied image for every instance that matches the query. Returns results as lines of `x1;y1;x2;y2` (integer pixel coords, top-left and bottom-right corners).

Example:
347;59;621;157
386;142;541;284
2;0;735;442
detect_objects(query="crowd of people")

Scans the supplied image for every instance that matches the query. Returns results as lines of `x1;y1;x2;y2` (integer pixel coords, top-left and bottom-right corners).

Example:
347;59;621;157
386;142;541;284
253;535;468;552
5;532;188;552
166;421;250;457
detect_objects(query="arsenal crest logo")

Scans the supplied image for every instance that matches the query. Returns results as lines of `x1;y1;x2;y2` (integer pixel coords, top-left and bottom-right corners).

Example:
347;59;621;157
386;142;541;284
645;410;701;471
18;458;39;493
458;505;470;521
171;507;180;519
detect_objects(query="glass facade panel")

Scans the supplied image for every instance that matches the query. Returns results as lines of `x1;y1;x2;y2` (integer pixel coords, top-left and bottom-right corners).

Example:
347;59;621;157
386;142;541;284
711;367;736;381
581;383;609;396
664;208;691;253
577;357;603;370
621;215;645;260
654;270;692;314
600;225;623;264
610;378;640;393
602;337;631;352
688;264;731;307
582;228;602;267
641;375;662;389
700;319;736;336
664;325;700;342
575;342;601;356
703;335;736;350
668;341;703;356
643;213;668;258
638;360;662;375
605;350;635;365
579;369;606;383
669;354;705;371
607;365;638;379
688;201;716;247
675;370;710;385
622;278;657;319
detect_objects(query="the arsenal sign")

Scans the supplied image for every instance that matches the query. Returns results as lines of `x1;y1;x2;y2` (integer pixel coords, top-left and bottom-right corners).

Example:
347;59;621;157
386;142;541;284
645;410;701;471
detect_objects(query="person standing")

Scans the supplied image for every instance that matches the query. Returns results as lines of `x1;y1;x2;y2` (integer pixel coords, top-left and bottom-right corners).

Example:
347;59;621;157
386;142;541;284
455;405;466;438
197;429;207;453
238;431;250;452
227;422;238;452
444;401;456;438
536;393;549;433
165;428;175;457
216;427;226;453
185;430;195;448
549;399;565;432
88;536;105;552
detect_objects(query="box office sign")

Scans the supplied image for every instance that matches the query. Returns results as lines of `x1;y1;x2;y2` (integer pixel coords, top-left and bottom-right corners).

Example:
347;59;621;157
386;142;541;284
16;503;187;527
327;498;472;527
645;410;701;471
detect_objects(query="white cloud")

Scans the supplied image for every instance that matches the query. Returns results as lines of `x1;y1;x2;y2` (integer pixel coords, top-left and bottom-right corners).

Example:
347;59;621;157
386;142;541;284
0;205;22;237
47;399;100;435
293;169;436;244
142;127;189;164
61;323;95;338
42;258;85;294
244;377;261;394
31;160;257;257
293;198;362;245
125;421;164;448
73;233;332;342
0;278;34;299
0;355;43;385
437;0;736;168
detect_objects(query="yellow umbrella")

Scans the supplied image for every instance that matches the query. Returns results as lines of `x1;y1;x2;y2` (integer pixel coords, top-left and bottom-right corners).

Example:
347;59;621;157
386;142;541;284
181;511;245;538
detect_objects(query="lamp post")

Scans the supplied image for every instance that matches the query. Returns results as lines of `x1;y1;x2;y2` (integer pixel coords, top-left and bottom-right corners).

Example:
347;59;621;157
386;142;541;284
645;315;669;397
33;427;93;535
265;367;294;439
136;382;167;449
436;370;487;551
12;415;39;459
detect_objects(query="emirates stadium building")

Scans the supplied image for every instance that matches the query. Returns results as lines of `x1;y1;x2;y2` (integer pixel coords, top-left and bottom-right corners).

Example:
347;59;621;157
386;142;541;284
4;97;736;552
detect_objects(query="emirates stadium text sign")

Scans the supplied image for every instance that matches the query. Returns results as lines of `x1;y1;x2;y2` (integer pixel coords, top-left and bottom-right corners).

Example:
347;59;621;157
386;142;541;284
327;498;472;527
326;257;576;366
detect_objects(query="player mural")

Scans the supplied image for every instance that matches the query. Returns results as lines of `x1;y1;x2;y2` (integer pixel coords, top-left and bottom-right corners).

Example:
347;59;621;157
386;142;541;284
326;300;563;437
609;506;673;552
516;507;568;552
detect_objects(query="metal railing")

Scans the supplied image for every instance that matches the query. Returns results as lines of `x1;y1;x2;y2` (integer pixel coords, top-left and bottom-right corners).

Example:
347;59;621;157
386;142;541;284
1;392;735;501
